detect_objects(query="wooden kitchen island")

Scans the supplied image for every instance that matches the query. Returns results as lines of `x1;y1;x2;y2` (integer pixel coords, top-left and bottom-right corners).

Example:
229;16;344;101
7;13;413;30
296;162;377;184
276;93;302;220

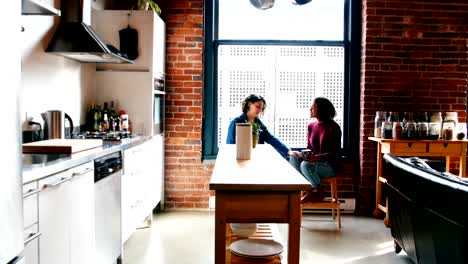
210;144;311;264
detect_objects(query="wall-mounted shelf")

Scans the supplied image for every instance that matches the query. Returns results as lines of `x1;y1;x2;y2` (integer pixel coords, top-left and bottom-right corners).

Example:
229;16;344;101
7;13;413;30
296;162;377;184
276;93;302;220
22;0;60;16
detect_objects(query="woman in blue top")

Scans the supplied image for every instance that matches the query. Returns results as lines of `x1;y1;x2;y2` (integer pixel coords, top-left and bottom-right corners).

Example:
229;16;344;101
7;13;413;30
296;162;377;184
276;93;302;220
226;94;292;159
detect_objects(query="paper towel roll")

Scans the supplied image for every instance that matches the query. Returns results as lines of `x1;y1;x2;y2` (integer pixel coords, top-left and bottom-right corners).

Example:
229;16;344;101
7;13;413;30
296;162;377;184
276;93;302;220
236;123;252;160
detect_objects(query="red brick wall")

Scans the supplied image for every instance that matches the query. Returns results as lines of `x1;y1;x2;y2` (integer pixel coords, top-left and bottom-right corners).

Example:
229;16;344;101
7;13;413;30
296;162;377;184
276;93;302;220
163;0;213;209
161;0;468;212
360;0;468;215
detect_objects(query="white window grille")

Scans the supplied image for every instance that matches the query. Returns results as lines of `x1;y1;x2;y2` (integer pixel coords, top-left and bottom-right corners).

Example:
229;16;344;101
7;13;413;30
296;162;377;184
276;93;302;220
217;45;344;149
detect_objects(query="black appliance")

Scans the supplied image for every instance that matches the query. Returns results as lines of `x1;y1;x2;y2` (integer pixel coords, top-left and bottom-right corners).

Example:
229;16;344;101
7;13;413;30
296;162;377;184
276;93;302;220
153;73;165;135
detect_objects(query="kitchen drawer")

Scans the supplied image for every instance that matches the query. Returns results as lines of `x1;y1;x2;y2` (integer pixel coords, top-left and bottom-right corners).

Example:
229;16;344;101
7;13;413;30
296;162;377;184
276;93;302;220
37;161;92;189
23;181;39;228
382;142;427;154
67;161;94;178
429;143;462;154
24;223;40;264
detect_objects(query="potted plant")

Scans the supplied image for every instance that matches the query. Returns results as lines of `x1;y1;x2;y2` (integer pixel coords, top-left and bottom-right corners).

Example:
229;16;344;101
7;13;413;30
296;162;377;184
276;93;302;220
137;0;161;15
246;121;262;148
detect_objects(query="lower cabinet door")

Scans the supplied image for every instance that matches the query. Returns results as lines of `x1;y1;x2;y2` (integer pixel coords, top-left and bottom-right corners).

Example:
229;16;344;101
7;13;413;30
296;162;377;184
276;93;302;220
69;164;95;264
121;171;136;244
24;224;40;264
38;173;71;264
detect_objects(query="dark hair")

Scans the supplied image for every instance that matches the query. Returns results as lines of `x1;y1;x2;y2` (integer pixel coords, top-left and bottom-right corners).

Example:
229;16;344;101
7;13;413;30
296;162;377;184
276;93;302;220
242;94;267;114
314;97;336;120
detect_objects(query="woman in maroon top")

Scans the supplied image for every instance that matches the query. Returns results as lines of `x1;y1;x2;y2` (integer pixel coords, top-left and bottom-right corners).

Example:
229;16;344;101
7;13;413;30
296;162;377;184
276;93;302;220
289;97;342;202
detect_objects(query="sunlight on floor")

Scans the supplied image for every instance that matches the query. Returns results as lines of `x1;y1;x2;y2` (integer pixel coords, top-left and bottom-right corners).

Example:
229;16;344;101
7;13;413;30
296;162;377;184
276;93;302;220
123;211;412;264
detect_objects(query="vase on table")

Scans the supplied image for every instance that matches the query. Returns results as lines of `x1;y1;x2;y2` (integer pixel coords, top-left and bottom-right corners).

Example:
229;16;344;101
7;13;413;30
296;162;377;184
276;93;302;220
252;133;258;148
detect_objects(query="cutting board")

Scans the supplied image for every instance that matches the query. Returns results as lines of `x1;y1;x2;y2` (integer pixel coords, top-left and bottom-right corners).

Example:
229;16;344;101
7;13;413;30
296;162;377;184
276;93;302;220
23;139;104;154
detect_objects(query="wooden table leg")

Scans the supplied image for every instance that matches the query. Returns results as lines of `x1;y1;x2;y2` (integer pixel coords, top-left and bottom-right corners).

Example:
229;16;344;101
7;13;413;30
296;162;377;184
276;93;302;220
214;193;226;264
373;143;385;218
288;192;301;264
460;146;467;177
383;197;390;227
446;156;451;174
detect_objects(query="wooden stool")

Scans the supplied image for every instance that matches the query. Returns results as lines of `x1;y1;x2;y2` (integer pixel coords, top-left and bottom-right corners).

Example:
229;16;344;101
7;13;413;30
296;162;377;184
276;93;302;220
301;177;341;228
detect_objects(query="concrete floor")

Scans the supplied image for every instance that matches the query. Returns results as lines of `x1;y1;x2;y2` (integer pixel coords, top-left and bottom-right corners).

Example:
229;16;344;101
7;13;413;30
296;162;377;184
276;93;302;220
123;210;413;264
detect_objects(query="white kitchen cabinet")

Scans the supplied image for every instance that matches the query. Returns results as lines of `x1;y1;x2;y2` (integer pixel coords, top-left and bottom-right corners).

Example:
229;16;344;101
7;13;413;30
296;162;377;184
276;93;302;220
92;10;166;74
22;181;39;229
145;134;164;210
38;172;70;264
92;10;166;137
122;138;163;243
38;162;94;264
23;224;40;264
68;164;95;264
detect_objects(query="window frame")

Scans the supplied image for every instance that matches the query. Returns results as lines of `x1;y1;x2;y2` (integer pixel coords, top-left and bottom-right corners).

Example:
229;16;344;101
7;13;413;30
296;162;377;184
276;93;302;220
202;0;361;161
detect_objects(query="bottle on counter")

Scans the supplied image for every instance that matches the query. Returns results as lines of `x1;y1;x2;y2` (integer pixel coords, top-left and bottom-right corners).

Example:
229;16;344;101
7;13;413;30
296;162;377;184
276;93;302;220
102;102;109;118
86;103;95;131
93;104;102;132
109;101;117;119
120;110;129;131
102;112;109;131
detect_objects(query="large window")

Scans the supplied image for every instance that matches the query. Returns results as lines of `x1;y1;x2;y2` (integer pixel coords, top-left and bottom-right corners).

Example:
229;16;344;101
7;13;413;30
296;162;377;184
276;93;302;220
203;0;360;159
217;45;344;148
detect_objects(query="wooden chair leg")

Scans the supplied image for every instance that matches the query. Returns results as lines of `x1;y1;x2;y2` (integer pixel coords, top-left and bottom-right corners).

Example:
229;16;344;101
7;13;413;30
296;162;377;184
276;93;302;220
333;181;341;228
301;176;342;229
331;180;336;219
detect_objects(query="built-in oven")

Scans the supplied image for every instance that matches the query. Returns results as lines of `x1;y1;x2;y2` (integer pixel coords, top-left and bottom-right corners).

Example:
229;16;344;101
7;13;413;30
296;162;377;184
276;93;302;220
153;73;165;135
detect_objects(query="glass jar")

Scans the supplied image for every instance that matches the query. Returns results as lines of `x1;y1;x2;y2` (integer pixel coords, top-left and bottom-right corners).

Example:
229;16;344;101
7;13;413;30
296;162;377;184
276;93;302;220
444;112;458;125
457;123;466;140
442;122;454;140
374;111;386;138
430;112;443;123
417;122;428;139
392;122;403;139
382;121;393;139
428;122;441;140
406;121;417;139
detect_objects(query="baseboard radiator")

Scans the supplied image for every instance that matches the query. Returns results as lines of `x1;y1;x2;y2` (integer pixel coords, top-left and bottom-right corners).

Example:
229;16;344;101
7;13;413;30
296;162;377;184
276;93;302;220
302;198;356;214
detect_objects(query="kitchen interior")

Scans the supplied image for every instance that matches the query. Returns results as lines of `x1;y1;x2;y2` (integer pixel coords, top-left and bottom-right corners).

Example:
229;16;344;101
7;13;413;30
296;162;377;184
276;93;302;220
3;0;468;264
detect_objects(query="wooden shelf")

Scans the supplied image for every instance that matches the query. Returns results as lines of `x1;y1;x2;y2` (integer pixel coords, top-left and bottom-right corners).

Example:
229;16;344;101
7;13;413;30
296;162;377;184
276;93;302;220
226;224;284;264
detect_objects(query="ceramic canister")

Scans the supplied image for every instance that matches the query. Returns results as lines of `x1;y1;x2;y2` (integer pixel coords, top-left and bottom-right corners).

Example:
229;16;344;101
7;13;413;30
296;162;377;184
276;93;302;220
236;123;252;160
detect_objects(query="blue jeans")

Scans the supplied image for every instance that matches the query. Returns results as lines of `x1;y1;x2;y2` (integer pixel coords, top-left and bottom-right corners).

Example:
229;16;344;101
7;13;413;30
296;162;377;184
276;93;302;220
289;155;336;188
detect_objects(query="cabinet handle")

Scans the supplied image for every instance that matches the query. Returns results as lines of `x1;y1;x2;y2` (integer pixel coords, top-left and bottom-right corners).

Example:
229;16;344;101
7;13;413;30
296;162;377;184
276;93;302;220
43;177;72;188
133;148;143;154
72;168;94;178
23;188;41;198
24;232;42;245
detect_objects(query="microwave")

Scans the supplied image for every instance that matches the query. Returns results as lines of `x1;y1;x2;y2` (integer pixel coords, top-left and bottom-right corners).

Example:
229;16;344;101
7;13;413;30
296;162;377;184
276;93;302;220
153;74;165;135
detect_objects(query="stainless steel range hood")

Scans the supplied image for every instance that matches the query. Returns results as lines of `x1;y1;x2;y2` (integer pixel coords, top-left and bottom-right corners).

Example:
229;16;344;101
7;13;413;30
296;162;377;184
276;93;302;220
46;0;133;64
22;0;60;15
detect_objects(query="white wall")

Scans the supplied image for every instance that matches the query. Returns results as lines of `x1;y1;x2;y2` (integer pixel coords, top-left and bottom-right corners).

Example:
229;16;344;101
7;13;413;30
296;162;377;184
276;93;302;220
20;12;96;131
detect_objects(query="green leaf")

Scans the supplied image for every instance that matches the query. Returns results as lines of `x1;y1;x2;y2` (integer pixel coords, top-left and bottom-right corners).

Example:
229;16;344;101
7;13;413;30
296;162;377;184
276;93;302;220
245;120;262;135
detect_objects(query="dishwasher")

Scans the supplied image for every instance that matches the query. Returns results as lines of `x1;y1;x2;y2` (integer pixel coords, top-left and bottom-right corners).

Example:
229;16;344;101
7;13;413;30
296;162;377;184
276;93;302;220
94;151;123;264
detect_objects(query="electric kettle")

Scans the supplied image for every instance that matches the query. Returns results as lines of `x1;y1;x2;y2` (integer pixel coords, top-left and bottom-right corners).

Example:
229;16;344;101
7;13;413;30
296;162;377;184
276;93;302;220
41;110;74;139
